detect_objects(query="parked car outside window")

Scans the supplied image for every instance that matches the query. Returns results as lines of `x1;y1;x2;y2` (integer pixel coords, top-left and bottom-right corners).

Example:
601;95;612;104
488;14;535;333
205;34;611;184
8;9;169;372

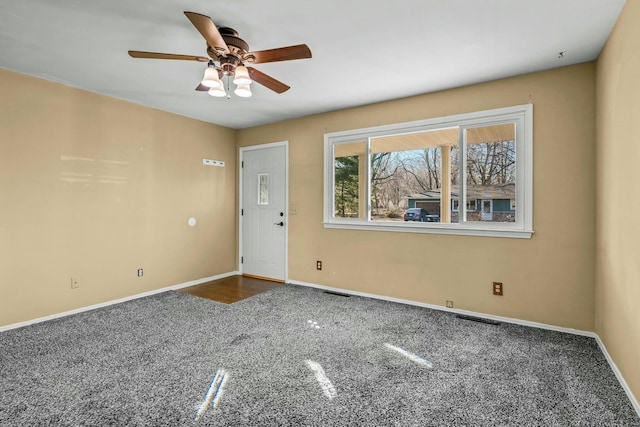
403;208;440;222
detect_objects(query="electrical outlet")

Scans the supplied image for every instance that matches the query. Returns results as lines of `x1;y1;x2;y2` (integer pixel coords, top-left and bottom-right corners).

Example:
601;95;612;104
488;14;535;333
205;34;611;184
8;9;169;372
446;300;454;308
316;260;322;270
137;268;143;277
71;277;80;289
493;282;503;296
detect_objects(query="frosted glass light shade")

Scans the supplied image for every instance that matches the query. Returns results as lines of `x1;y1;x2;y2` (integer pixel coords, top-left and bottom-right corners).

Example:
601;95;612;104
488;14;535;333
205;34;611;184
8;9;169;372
201;67;222;88
208;86;226;97
234;84;252;98
233;66;252;85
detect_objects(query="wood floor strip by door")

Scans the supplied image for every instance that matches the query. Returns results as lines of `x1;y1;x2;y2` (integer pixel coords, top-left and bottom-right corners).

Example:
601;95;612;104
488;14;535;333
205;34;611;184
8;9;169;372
178;275;284;304
241;274;285;284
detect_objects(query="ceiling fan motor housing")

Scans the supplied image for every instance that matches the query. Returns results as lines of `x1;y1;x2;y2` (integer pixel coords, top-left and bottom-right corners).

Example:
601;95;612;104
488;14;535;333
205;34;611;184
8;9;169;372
207;27;251;74
219;27;250;52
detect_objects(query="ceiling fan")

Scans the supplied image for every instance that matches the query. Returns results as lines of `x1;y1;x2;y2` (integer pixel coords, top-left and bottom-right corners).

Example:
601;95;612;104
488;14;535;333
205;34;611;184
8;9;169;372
128;11;312;98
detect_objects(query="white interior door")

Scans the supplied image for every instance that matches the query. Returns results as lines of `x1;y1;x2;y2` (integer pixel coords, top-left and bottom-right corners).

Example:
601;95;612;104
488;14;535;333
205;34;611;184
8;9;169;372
240;143;287;281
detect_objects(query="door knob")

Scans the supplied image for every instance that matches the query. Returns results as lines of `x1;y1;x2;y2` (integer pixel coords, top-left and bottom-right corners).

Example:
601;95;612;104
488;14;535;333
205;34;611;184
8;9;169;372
274;221;284;227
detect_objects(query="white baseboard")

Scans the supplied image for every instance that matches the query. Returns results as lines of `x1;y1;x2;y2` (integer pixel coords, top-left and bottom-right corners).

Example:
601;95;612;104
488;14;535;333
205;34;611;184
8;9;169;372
0;271;239;333
288;278;639;417
288;279;595;337
594;335;640;418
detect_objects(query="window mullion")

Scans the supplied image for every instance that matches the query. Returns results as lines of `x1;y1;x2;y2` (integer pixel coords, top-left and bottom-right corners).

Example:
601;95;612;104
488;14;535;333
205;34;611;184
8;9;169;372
460;127;468;224
366;137;372;222
330;143;336;221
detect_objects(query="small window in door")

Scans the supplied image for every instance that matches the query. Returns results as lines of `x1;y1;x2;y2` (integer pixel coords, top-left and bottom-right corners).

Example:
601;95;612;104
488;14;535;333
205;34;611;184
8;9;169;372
258;173;269;205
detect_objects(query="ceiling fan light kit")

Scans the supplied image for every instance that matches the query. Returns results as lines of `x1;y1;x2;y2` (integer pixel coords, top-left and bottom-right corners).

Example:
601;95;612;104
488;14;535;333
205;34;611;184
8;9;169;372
127;11;312;99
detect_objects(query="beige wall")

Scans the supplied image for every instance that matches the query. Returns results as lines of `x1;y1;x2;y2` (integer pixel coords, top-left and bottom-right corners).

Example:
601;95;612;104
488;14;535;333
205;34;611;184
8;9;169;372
596;0;640;404
0;69;237;327
238;63;597;331
0;64;600;333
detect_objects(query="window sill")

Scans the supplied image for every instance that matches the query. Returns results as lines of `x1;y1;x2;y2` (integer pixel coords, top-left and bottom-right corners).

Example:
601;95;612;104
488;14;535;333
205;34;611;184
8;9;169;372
323;221;533;239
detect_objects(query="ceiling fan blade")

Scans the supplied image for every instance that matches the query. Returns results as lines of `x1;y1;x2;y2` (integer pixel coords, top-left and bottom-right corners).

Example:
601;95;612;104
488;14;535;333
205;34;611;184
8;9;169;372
128;51;209;62
247;67;290;94
184;11;229;55
247;44;311;64
195;83;210;91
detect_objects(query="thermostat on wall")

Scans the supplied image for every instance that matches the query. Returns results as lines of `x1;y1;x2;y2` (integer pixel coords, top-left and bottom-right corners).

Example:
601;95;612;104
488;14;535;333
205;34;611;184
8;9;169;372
203;158;225;167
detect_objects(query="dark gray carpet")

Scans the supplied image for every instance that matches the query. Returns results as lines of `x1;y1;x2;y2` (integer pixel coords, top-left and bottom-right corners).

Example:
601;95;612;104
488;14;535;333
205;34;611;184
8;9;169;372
1;285;638;426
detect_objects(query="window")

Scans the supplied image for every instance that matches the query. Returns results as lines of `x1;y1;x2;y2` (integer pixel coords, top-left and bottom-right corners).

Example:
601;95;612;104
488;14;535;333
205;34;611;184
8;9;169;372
258;173;269;205
467;199;477;211
324;104;533;238
455;199;477;213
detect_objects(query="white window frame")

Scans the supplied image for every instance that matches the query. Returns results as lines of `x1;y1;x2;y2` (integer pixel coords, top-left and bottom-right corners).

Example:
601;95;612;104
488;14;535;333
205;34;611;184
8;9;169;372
452;199;459;212
323;104;533;238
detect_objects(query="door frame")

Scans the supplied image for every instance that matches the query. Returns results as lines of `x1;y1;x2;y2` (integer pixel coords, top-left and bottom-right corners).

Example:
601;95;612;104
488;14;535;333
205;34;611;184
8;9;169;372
238;141;289;282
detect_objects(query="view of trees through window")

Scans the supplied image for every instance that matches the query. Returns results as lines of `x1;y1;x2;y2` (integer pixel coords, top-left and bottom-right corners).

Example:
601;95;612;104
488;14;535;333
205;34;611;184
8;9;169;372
334;141;365;218
334;124;516;223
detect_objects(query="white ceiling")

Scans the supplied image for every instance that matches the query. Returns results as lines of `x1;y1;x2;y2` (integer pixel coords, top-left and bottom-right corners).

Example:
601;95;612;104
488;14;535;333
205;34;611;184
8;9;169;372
0;0;626;129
